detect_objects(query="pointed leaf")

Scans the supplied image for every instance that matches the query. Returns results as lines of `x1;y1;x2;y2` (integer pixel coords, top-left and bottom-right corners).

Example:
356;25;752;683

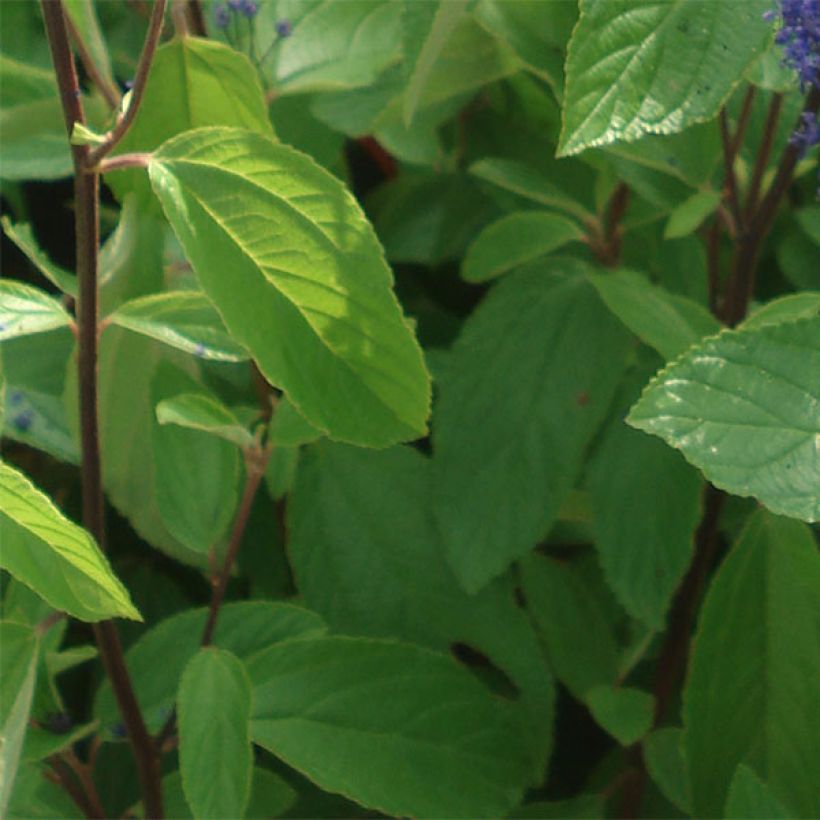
108;291;249;362
628;315;820;521
644;728;692;813
1;218;76;296
589;269;720;361
267;395;322;447
559;0;771;155
462;211;584;283
586;685;654;746
0;462;140;622
740;292;820;331
247;636;532;818
664;190;722;239
156;393;254;450
178;648;253;820
434;261;631;592
149;127;431;447
724;765;792;819
0;281;72;341
684;511;820;817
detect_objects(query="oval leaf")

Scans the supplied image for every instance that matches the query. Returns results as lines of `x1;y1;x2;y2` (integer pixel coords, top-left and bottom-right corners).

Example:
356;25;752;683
0;280;72;340
156;393;255;450
0;462;140;622
628;315;820;521
148;127;431;447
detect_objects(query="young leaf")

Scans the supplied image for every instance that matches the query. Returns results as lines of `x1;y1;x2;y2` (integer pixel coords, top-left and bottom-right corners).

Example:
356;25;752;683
107;37;273;204
740;292;820;330
94;602;325;735
628;315;820;522
0;280;72;340
585;685;654;746
247;636;533;819
664;190;722;239
559;0;771;156
644;728;692;814
178;648;253;820
519;553;620;700
288;442;554;778
107;291;249;362
0;621;39;818
462;211;584;283
156;393;255;450
434;261;631;592
149;127;431;447
684;511;820;817
0;462;141;622
724;765;792;819
589;269;721;361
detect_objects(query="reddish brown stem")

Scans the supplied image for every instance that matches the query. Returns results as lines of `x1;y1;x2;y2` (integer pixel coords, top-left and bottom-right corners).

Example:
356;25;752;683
63;9;121;110
744;93;783;220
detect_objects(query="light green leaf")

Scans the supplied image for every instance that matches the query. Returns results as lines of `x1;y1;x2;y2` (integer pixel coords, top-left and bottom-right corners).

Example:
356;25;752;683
0;621;39;818
0;218;76;297
628;316;820;522
268;396;323;447
741;292;820;330
725;765;792;819
684;511;820;817
644;728;691;814
264;0;403;94
156;393;255;450
589;269;721;360
108;36;272;204
519;553;620;701
151;365;240;555
588;364;704;628
586;685;654;746
247;636;532;818
288;442;554;779
664;190;722;239
434;261;631;592
470;158;595;223
5;760;82;819
149;127;431;448
0;281;72;340
559;0;772;156
178;649;253;820
107;291;249;362
0;462;140;622
462;211;584;283
94;602;325;735
403;0;470;126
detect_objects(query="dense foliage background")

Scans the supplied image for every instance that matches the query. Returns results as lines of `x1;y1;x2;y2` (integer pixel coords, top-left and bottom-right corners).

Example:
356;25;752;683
1;1;818;818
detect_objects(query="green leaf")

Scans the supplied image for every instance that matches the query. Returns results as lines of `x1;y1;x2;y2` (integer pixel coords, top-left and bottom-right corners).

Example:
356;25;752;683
644;728;692;814
586;685;654;746
684;511;820;817
741;292;820;331
0;281;72;340
462;211;584;283
94;602;325;735
0;462;140;622
5;760;82;819
247;636;532;818
149;127;431;448
588;364;704;628
508;795;605;819
725;765;792;819
0;218;76;296
434;261;631;592
664;190;722;239
156;393;255;450
22;721;98;764
589;269;721;361
107;291;249;362
288;442;554;778
559;0;771;156
0;621;39;818
519;553;620;700
151;365;240;555
628;316;820;522
268;396;323;447
107;36;273;204
178;649;253;820
403;0;470;126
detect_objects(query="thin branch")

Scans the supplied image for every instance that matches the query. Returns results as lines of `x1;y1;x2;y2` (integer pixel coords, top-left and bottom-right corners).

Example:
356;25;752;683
40;3;164;817
744;93;783;219
719;110;743;232
86;0;167;167
46;759;96;819
61;749;107;819
705;217;722;314
730;85;756;156
94;152;152;173
64;9;121;110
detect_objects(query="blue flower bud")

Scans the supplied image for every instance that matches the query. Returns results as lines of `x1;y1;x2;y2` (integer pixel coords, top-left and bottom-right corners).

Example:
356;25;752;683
13;409;34;433
239;0;259;19
8;389;24;406
214;3;231;29
275;19;292;38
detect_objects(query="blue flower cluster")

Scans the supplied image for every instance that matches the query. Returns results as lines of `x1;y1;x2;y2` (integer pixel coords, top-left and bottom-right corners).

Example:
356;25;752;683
215;0;259;28
766;0;819;90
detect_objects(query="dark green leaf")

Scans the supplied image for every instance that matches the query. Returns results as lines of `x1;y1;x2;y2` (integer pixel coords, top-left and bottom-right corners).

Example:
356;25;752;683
724;765;792;819
586;685;653;746
644;728;692;814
